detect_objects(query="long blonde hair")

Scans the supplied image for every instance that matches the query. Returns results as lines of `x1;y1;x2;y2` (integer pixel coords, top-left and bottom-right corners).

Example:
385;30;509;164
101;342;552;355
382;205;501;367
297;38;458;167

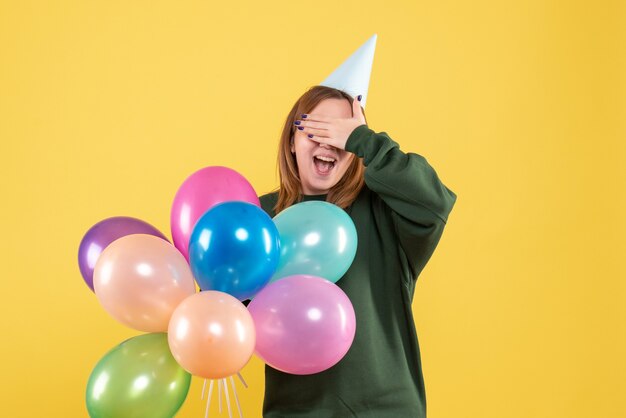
274;85;366;214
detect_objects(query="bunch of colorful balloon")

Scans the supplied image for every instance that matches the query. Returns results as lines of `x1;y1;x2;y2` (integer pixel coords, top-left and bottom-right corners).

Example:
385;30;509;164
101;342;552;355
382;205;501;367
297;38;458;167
79;166;358;418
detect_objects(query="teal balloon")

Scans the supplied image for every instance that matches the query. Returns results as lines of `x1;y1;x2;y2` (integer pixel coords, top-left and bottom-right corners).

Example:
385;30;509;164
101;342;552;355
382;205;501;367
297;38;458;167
86;333;191;418
271;201;358;283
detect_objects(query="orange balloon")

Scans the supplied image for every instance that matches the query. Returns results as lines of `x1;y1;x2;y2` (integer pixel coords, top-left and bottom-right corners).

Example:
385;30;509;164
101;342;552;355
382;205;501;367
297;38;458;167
168;291;255;379
93;234;196;332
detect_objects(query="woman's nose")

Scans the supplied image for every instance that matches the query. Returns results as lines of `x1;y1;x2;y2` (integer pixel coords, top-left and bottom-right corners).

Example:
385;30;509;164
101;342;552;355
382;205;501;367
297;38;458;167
319;143;336;150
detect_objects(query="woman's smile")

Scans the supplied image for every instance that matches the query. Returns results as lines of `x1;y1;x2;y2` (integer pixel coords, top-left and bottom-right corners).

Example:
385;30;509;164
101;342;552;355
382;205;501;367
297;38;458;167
312;153;338;176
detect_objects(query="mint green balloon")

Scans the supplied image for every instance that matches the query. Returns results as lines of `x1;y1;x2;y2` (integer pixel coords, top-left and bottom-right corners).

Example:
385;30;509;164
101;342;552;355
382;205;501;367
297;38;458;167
86;333;191;418
271;201;358;283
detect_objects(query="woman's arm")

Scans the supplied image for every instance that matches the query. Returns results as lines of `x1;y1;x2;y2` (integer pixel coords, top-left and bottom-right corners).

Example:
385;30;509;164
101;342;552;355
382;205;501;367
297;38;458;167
346;124;457;278
295;96;457;279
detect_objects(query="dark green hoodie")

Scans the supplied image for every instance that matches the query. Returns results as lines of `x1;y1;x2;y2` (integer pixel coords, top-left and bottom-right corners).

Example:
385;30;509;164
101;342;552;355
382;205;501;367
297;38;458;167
259;124;457;417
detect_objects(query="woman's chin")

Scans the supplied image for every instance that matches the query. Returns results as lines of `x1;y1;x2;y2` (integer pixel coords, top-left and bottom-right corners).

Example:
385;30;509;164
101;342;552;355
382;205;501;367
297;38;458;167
304;178;333;194
304;164;346;193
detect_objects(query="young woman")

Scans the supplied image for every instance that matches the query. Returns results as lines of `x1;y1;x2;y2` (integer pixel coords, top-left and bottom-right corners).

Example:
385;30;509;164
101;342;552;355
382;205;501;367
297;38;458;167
258;85;457;417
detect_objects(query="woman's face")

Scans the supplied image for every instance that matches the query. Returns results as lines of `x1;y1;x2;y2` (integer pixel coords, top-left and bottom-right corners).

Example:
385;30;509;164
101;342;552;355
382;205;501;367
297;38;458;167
291;98;354;195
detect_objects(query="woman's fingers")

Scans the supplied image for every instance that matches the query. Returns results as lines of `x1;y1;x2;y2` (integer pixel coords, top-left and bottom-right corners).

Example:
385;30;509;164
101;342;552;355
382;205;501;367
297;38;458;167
299;126;332;138
300;113;333;122
295;120;329;130
295;104;364;150
352;96;366;124
305;134;334;148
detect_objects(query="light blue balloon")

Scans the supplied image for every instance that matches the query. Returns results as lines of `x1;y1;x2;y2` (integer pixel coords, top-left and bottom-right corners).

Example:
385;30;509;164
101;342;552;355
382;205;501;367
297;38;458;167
271;201;357;283
188;201;281;301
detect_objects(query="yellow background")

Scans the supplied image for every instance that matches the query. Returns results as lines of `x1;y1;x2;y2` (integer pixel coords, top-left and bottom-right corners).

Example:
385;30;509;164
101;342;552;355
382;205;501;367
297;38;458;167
1;0;624;417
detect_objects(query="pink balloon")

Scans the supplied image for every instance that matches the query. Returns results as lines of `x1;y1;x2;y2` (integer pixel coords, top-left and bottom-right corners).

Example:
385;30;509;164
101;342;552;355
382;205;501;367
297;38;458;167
93;234;197;332
248;275;356;375
171;166;260;260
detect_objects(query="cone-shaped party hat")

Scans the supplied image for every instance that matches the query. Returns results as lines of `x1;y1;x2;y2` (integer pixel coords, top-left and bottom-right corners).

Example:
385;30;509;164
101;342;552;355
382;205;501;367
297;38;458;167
320;34;377;108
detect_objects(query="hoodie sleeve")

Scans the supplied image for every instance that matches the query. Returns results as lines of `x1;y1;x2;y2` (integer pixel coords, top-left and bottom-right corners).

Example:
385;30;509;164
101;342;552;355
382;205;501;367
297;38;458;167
345;124;458;278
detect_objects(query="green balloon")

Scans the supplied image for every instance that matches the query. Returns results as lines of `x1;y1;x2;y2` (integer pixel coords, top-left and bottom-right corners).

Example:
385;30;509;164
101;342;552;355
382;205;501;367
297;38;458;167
271;201;358;283
86;333;191;418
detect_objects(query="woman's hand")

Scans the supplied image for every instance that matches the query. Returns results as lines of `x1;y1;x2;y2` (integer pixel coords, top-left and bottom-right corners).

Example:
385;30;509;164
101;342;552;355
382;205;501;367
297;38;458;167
294;95;367;150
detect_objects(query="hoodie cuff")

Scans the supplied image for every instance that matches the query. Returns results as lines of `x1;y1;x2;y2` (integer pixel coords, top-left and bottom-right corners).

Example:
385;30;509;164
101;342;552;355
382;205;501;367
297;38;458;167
344;124;376;157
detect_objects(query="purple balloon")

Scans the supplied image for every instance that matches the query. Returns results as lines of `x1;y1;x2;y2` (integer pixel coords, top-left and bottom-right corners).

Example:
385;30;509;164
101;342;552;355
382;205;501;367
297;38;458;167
248;275;356;375
78;217;168;292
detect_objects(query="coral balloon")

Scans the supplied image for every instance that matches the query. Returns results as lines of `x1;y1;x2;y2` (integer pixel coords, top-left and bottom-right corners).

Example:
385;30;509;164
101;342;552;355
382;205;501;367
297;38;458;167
86;333;191;418
248;275;356;375
188;201;280;301
93;234;196;332
78;216;168;292
271;201;357;284
170;166;260;260
168;291;256;379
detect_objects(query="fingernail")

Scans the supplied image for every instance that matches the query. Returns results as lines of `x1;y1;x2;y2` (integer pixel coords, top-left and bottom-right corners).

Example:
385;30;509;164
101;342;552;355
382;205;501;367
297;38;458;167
294;121;301;125
297;126;304;130
357;95;362;101
307;134;313;138
301;114;308;119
